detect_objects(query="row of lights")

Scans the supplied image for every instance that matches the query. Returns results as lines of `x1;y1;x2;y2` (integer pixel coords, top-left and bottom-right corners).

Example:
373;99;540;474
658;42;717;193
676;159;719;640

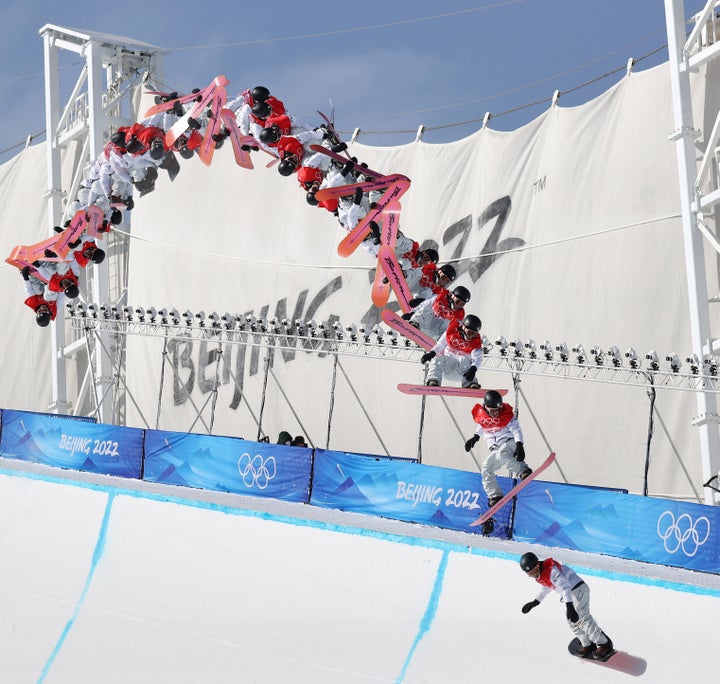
66;304;418;347
491;337;717;375
66;304;716;376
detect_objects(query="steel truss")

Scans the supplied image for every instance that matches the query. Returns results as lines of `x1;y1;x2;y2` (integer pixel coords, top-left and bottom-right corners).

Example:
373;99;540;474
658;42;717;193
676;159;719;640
67;306;720;394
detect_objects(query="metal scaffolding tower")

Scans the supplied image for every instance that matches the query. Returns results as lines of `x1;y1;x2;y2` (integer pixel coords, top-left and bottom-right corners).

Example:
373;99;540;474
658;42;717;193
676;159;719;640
39;24;166;423
664;1;720;503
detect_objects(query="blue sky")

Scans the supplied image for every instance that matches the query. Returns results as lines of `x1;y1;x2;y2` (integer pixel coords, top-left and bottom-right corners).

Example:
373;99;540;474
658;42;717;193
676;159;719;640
0;0;706;160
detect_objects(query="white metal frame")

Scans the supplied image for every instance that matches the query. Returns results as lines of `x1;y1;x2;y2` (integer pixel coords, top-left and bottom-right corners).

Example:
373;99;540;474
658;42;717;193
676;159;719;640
39;24;166;423
665;1;720;503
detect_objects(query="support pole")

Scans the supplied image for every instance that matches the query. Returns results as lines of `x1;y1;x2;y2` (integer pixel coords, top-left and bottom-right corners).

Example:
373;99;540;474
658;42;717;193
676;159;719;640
643;382;657;496
326;353;339;449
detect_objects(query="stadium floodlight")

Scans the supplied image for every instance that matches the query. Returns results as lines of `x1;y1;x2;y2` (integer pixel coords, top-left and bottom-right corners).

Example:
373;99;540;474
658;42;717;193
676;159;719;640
540;340;553;361
182;309;194;325
555;342;569;362
572;344;586;364
509;338;524;357
481;335;493;354
135;306;146;321
168;308;180;325
346;324;358;341
87;303;99;318
590;345;604;365
146;306;158;322
703;355;718;376
372;324;385;343
524;339;537;359
495;336;509;356
686;353;700;374
207;311;221;328
645;350;660;371
625;347;640;369
607;346;622;367
665;352;682;373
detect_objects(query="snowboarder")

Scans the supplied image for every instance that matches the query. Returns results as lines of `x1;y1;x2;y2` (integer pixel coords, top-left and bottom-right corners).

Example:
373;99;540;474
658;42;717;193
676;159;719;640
420;313;483;388
464;389;531;508
519;551;613;659
407;284;470;339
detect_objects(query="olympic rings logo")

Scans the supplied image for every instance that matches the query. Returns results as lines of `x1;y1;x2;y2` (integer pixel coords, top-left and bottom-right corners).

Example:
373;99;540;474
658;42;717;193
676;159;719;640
656;511;711;557
237;452;277;489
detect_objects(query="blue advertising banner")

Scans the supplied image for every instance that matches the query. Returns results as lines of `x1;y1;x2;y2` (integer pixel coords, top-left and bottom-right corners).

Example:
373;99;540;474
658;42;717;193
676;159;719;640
143;430;313;503
0;409;143;478
513;481;720;573
310;449;514;536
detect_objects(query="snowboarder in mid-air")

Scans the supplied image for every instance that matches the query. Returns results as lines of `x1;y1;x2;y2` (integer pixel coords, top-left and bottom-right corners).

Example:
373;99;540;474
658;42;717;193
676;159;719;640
465;389;532;504
519;551;614;659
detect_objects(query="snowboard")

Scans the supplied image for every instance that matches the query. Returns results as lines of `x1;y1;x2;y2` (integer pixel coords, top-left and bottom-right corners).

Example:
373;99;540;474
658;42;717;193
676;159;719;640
469;452;556;528
308;144;383;178
377;244;413;313
197;84;228;166
164;75;230;148
314;173;410;203
337;179;411;257
6;206;105;269
370;201;401;308
568;638;647;676
316;110;351;158
398;384;507;399
381;309;436;350
218;109;254;169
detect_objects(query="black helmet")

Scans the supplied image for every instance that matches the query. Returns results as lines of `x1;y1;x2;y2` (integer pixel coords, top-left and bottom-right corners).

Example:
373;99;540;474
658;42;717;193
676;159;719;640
462;314;482;332
519;552;539;573
251;86;270;102
259;125;281;144
452;285;471;303
251;101;272;119
484;389;503;409
63;282;80;299
306;192;319;206
278;158;298;176
421;248;439;263
35;307;52;327
91;248;106;265
437;263;456;282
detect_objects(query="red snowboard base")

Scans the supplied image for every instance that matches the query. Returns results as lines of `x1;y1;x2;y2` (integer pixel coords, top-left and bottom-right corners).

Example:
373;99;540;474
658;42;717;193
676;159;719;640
568;638;647;676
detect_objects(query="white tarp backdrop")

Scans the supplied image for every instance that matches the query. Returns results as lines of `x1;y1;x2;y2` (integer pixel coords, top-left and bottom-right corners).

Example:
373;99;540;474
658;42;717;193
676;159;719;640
1;59;718;501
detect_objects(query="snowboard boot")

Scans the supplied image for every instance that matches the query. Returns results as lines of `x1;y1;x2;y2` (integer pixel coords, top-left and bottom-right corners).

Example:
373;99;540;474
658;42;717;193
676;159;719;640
487;495;503;508
577;643;596;658
425;379;439;387
519;467;533;480
481;518;494;535
594;637;613;659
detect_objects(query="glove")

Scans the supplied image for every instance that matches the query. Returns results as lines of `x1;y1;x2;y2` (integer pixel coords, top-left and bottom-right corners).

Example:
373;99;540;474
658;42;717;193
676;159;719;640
515;442;526;462
420;350;436;365
462;365;477;382
464;435;480;452
21;266;30;281
566;602;579;623
522;600;540;614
